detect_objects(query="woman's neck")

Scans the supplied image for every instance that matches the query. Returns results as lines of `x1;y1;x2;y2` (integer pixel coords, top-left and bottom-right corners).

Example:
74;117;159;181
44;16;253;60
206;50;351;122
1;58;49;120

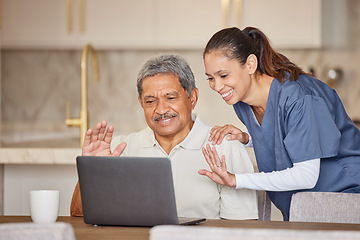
247;74;274;125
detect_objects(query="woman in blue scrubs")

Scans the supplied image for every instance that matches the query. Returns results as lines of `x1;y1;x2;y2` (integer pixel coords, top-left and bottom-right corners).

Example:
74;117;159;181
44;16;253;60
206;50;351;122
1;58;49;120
199;27;360;221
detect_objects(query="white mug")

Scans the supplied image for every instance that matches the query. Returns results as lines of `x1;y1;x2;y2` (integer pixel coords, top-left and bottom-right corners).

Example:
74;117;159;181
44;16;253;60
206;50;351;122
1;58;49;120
30;190;59;224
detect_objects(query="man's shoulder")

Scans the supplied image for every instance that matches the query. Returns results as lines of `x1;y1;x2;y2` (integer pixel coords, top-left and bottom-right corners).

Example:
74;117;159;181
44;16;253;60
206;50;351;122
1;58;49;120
111;128;152;149
215;135;246;151
127;127;152;138
194;116;246;151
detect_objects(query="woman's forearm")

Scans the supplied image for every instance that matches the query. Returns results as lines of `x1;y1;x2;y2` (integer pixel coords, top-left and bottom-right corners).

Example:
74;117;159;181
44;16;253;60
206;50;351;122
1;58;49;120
235;158;320;191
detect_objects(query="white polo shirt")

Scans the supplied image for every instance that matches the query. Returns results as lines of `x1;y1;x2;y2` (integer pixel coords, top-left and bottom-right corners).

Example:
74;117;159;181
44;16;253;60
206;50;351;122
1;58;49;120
111;114;258;220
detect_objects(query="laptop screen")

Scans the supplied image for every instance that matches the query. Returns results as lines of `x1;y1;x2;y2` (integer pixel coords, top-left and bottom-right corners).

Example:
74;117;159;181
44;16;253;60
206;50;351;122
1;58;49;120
77;156;180;226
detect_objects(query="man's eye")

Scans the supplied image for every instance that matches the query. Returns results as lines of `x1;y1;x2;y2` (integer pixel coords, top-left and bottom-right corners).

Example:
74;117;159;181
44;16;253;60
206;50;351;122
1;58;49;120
145;100;154;104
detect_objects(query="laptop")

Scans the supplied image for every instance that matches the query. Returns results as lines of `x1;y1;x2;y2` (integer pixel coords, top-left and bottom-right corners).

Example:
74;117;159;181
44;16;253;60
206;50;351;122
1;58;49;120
76;156;206;227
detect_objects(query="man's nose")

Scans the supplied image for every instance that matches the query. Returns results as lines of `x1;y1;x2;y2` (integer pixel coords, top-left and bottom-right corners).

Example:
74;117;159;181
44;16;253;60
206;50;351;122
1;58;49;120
155;99;169;114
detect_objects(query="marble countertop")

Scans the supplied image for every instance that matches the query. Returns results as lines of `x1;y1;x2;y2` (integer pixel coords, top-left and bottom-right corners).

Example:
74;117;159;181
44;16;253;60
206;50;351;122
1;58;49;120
0;148;81;164
0;122;82;164
0;138;80;148
0;121;80;147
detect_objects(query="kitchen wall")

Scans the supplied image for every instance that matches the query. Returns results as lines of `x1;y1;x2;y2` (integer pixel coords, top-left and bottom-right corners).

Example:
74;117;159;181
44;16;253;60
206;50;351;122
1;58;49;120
2;46;360;139
2;2;360;136
1;49;247;139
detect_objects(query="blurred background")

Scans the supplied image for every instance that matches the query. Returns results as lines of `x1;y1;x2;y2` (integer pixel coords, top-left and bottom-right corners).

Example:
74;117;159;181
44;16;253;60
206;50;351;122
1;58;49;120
0;0;359;219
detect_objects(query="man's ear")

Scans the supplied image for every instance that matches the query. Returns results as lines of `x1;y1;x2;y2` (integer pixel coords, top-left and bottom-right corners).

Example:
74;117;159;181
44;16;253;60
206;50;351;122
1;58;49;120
246;54;258;75
190;87;199;110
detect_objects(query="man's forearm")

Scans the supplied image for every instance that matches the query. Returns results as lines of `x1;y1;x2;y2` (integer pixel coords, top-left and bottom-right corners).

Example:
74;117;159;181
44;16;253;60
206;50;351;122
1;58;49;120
70;181;83;217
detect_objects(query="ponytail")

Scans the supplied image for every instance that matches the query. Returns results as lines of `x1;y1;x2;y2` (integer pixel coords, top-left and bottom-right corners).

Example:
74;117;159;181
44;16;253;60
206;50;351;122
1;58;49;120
204;27;307;83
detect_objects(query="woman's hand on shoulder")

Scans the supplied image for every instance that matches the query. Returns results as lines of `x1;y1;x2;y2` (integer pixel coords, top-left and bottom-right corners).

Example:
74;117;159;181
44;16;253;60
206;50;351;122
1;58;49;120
209;124;249;145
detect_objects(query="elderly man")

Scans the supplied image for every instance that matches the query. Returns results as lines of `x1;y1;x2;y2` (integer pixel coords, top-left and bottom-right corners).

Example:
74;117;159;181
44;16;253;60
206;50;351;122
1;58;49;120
70;54;258;220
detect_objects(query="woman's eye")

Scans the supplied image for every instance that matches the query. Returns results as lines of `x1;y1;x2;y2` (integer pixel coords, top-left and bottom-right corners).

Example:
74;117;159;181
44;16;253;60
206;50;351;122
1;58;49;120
220;74;228;78
207;77;214;81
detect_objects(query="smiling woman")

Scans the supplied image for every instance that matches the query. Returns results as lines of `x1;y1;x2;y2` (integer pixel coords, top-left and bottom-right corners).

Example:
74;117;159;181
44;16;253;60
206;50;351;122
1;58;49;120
200;26;360;221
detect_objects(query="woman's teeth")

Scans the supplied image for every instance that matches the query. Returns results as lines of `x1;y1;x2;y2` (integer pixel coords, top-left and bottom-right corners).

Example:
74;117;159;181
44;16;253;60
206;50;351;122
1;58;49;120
222;89;233;98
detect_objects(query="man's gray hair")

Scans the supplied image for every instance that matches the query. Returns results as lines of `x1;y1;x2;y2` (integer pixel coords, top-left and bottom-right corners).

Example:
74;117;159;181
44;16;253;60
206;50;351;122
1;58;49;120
137;54;196;99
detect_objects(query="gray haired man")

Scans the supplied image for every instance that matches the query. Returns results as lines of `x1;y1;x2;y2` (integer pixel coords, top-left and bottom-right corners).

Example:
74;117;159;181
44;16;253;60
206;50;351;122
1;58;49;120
70;54;258;220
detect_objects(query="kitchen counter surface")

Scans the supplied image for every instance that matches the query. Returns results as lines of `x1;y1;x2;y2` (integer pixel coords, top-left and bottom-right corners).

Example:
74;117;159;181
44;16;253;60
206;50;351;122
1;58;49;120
0;148;81;164
0;138;80;148
0;122;82;164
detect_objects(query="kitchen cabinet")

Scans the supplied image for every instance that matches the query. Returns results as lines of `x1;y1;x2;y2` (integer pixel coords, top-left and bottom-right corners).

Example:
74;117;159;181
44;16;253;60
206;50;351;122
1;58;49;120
1;0;222;49
153;0;222;49
239;0;322;48
74;0;155;48
1;0;74;48
0;0;350;49
1;0;147;49
81;0;222;49
238;0;349;49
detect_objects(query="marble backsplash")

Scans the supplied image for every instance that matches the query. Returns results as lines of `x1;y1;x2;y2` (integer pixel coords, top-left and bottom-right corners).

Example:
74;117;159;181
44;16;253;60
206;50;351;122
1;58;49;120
2;1;360;145
1;49;248;143
2;43;360;143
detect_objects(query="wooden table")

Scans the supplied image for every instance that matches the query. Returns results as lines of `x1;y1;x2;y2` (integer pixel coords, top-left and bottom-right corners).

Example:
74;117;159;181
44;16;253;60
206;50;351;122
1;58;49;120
1;216;360;240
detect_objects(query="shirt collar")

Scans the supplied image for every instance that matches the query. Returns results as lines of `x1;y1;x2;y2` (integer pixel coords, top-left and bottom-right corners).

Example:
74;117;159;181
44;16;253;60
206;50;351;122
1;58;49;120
140;113;209;150
180;113;209;150
139;127;157;148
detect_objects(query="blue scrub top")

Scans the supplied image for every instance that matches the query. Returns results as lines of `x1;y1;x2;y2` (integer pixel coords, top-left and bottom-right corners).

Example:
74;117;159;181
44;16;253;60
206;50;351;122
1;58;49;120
233;73;360;221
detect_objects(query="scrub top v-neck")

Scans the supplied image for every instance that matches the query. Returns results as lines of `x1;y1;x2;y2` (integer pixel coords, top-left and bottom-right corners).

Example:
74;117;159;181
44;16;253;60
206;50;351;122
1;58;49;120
233;74;360;220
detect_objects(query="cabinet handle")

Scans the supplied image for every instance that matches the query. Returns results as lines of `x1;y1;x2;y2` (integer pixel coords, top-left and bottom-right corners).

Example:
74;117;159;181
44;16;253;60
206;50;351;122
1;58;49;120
79;0;85;32
221;0;243;28
221;0;230;28
0;0;2;30
67;0;73;33
234;0;243;28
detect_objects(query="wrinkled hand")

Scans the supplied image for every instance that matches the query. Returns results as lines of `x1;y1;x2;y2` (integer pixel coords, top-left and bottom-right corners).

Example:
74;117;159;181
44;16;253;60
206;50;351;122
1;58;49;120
82;120;126;157
208;124;249;145
198;144;236;187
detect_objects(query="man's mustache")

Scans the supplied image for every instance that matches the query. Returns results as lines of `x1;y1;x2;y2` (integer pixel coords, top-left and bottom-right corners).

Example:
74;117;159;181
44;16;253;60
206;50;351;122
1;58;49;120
153;113;178;121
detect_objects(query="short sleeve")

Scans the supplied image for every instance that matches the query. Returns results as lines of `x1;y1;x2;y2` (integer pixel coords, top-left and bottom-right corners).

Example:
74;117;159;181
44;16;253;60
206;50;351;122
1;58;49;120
111;135;129;155
283;95;340;163
217;140;259;219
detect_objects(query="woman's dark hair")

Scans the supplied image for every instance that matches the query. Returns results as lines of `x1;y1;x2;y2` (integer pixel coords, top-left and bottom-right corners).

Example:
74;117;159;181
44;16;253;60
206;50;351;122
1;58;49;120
203;27;306;82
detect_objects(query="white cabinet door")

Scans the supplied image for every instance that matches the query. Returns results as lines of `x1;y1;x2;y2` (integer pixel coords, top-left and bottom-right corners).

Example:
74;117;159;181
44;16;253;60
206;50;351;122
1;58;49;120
154;0;222;49
0;0;347;49
75;0;223;49
1;0;72;48
2;0;157;49
78;0;156;49
1;0;223;49
240;0;322;48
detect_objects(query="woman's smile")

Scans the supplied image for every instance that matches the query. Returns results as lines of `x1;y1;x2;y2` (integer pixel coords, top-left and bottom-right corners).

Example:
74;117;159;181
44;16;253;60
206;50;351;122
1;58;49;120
221;89;234;101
